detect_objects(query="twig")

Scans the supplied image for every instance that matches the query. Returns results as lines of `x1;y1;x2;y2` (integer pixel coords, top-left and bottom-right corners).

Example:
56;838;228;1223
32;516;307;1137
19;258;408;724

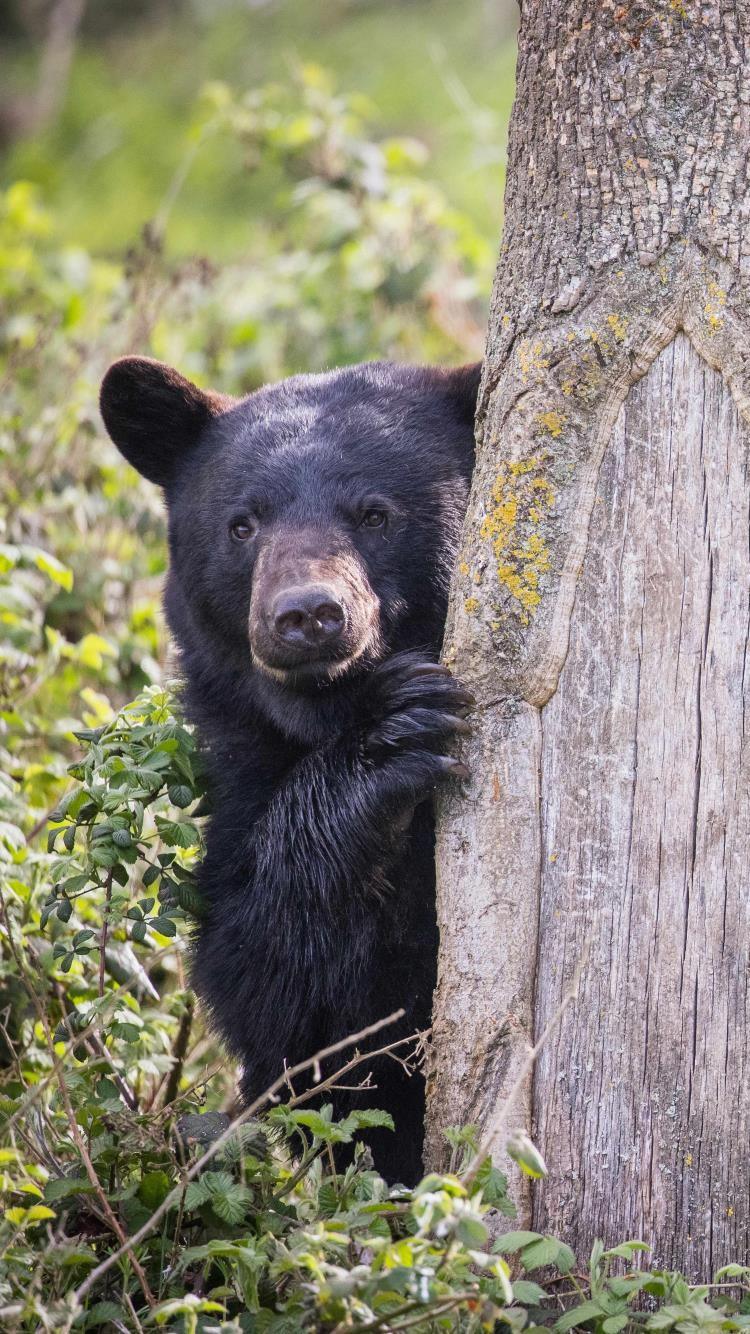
386;1297;472;1330
71;1009;406;1305
25;805;57;842
287;1030;426;1111
162;993;194;1109
167;1180;188;1280
123;1290;146;1333
98;869;114;999
339;1292;476;1333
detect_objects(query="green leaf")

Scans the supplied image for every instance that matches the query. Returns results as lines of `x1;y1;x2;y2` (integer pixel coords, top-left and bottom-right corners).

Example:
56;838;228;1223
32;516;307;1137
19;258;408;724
155;816;199;848
507;1130;548;1179
168;783;193;808
32;548;73;591
150;915;177;937
512;1280;548;1304
456;1214;488;1248
5;1204;56;1226
45;1176;95;1203
604;1240;650;1261
474;1158;512;1211
185;1180;212;1211
175;880;205;916
211;1184;252;1225
138;1170;172;1210
112;1022;141;1042
523;1237;575;1273
555;1300;603;1331
84;1304;125;1329
493;1231;543;1254
344;1108;394;1131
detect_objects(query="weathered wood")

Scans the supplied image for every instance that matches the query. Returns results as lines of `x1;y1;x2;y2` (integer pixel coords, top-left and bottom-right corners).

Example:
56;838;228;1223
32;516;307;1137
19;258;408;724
428;0;750;1272
534;333;750;1272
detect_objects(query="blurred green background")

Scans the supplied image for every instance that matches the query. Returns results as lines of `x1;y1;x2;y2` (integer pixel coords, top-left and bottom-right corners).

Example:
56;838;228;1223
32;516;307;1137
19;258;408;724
1;0;517;260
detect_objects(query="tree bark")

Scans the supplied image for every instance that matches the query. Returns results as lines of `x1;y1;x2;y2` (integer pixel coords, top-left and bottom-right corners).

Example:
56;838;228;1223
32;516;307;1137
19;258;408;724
427;0;750;1277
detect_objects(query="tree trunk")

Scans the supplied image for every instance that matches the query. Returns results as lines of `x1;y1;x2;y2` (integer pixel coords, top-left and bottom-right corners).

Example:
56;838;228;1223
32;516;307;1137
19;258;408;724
427;0;750;1277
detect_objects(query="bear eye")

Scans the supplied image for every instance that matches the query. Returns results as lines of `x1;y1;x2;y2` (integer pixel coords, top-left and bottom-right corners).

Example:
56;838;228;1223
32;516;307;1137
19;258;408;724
229;516;257;542
361;508;387;529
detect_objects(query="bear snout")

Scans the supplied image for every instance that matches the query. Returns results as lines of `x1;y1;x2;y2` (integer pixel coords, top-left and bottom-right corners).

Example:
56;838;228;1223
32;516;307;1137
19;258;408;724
248;540;380;679
271;586;346;648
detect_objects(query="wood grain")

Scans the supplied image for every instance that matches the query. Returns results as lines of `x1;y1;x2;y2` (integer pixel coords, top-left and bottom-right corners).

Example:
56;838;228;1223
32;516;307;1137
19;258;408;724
533;334;750;1273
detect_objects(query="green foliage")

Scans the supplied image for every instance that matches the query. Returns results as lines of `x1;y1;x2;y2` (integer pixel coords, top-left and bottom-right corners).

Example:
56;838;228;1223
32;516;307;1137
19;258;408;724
1;0;516;260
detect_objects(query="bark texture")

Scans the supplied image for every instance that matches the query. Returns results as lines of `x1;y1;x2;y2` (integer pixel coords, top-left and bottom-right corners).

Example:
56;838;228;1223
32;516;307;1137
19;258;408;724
428;0;750;1273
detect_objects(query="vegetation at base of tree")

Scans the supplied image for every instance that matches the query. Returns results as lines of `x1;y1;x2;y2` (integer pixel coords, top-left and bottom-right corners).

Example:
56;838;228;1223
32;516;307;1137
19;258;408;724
2;46;750;1334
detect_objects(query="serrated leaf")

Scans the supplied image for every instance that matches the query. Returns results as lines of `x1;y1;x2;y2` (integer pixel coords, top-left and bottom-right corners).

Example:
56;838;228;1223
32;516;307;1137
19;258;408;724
84;1303;125;1329
211;1185;252;1225
523;1237;567;1271
555;1300;603;1331
457;1214;488;1248
45;1176;95;1203
168;783;193;808
185;1180;212;1211
512;1280;548;1304
493;1230;543;1254
175;880;205;917
604;1240;650;1260
150;915;177;937
155;816;199;848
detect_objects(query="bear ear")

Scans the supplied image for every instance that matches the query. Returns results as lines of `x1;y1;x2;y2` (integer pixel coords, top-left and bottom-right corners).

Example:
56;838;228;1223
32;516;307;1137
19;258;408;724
437;361;482;425
100;356;235;487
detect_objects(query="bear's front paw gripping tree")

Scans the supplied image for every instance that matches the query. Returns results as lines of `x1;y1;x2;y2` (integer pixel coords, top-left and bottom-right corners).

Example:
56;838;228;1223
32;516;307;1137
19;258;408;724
100;353;480;1185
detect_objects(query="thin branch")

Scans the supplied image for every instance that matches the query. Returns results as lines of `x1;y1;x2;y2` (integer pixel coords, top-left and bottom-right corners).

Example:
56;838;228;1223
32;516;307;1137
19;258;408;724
98;869;114;999
72;1009;406;1305
162;993;194;1109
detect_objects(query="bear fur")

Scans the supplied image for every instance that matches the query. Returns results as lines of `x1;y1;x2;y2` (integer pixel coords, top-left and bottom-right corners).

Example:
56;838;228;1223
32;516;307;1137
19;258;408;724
100;357;479;1183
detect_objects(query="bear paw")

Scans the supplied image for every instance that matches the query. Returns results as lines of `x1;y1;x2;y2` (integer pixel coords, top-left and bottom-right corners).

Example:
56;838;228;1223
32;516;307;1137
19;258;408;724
362;652;473;790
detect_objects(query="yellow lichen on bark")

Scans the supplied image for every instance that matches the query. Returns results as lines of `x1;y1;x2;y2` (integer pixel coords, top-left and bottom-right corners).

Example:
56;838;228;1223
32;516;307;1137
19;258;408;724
480;459;556;624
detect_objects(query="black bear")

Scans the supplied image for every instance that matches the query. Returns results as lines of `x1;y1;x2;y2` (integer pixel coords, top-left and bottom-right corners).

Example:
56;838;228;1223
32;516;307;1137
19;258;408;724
100;356;479;1183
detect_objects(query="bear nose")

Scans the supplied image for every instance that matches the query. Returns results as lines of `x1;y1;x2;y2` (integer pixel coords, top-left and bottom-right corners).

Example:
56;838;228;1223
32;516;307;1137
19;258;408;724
272;587;345;647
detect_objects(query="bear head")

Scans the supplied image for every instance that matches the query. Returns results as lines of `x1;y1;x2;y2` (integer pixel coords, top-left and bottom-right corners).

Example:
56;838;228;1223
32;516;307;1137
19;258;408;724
100;357;479;737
